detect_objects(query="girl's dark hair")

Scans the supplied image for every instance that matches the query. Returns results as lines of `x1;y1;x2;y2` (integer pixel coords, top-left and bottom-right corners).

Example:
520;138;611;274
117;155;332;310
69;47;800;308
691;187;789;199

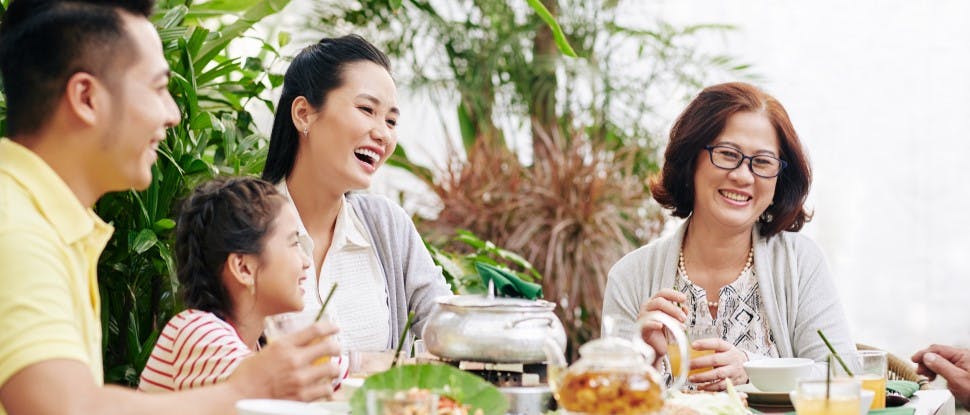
261;34;391;184
650;82;813;238
175;177;286;320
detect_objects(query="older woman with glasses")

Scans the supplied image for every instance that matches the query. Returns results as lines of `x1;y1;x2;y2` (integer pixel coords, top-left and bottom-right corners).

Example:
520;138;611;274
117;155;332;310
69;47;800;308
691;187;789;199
603;82;859;391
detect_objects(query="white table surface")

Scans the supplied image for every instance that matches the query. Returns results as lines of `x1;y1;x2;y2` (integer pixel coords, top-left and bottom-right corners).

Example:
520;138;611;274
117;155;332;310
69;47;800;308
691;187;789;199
910;389;955;415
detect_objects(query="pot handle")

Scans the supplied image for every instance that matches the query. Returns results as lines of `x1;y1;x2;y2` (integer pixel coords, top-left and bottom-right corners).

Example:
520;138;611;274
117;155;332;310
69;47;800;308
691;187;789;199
506;316;555;329
637;311;689;392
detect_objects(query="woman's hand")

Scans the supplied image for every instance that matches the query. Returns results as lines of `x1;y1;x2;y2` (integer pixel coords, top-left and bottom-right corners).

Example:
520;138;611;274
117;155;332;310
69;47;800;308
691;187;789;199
637;289;687;364
686;338;749;391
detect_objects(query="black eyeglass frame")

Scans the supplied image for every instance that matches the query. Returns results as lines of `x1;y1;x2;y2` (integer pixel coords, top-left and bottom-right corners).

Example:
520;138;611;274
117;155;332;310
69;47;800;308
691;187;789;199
702;144;788;178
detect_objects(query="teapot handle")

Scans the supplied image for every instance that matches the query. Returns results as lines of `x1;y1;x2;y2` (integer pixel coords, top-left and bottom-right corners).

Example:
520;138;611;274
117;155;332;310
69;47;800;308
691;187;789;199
636;311;689;391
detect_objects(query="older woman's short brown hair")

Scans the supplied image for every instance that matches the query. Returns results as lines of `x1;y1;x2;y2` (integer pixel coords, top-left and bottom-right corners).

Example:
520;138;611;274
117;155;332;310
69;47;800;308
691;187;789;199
649;82;812;238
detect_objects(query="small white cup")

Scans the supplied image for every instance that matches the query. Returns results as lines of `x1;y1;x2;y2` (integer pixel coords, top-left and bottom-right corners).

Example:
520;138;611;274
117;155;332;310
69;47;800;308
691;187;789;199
743;358;814;392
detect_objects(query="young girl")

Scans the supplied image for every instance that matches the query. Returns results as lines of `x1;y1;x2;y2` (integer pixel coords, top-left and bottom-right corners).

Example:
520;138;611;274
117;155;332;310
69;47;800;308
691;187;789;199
139;177;323;392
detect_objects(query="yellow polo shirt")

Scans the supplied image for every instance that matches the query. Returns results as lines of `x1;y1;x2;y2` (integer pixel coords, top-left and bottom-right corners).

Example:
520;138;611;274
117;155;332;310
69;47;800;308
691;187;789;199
0;138;112;408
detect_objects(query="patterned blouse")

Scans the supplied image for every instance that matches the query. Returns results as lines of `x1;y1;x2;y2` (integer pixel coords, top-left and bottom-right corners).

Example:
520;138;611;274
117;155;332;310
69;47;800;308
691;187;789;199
675;266;779;361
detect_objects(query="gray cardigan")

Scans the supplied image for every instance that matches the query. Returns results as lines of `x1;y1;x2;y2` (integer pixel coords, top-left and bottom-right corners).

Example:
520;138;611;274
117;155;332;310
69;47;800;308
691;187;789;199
603;220;859;370
347;193;453;353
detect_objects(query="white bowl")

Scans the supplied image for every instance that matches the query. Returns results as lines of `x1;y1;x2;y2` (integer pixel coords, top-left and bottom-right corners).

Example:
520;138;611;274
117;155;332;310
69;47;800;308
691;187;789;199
790;390;875;415
743;358;814;392
235;399;319;415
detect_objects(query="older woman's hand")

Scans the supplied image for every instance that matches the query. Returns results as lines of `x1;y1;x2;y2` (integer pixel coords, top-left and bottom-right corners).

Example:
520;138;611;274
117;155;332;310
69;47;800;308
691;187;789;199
685;338;749;391
637;289;687;364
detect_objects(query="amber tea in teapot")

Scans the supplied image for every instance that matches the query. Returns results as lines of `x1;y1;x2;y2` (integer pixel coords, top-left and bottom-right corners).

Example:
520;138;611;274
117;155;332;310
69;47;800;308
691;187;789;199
543;312;690;415
556;369;663;415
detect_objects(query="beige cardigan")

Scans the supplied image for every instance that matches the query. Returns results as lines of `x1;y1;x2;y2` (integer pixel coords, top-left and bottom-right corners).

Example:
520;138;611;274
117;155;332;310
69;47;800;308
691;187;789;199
602;220;860;371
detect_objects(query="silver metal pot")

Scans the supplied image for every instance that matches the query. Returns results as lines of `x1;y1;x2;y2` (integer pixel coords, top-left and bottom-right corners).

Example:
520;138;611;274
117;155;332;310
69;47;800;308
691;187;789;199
499;386;556;415
421;295;567;363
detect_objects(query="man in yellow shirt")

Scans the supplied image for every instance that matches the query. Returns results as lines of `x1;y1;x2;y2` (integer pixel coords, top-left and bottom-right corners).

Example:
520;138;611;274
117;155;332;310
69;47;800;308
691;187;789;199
0;1;341;414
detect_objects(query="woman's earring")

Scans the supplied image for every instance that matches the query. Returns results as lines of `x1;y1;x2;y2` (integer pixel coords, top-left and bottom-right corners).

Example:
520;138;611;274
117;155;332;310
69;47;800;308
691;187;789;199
760;210;774;223
303;127;309;137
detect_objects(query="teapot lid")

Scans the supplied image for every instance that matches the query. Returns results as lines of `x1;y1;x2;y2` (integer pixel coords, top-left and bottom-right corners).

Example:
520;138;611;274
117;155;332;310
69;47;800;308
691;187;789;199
578;336;638;356
578;335;657;363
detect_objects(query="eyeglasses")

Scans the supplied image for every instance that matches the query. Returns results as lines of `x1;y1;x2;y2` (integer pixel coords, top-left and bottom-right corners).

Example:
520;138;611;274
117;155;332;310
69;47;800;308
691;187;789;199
703;145;788;178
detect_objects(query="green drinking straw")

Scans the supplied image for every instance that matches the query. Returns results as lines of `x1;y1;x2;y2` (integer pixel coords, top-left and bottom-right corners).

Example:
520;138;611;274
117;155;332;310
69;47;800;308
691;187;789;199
391;311;416;368
826;354;832;403
817;329;854;377
314;282;338;322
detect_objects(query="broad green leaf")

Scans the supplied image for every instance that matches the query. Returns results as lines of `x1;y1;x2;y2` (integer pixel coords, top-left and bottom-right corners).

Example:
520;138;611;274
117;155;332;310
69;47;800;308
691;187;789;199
153;4;188;30
135;330;162;372
277;31;291;48
351;365;508;415
157;27;189;46
126;312;142;360
187;0;261;13
131;229;158;254
524;0;577;57
456;103;476;152
268;73;284;88
194;0;292;69
153;218;176;231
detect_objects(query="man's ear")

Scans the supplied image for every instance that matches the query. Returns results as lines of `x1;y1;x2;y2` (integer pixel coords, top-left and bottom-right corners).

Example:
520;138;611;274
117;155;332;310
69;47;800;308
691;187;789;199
63;72;107;127
225;252;258;288
291;96;316;137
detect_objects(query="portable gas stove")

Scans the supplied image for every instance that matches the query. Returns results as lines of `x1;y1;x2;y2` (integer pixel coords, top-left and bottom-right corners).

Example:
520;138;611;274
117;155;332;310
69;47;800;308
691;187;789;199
421;355;555;415
444;359;546;387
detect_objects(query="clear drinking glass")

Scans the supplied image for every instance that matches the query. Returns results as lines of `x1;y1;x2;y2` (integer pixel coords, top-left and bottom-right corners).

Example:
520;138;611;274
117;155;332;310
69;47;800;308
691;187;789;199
831;350;887;410
263;311;331;365
668;324;719;380
793;378;861;415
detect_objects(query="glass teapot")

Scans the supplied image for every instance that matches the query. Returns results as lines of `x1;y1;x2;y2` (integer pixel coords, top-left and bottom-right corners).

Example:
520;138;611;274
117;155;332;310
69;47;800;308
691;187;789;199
543;312;689;415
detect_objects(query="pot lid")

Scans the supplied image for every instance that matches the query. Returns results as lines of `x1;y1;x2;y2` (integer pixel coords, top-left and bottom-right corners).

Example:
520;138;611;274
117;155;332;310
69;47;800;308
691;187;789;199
438;295;556;311
578;336;655;363
579;336;637;355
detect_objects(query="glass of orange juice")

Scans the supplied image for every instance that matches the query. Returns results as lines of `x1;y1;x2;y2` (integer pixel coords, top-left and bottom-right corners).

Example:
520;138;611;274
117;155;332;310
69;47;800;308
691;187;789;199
264;310;332;365
668;324;718;387
832;350;887;410
793;378;861;415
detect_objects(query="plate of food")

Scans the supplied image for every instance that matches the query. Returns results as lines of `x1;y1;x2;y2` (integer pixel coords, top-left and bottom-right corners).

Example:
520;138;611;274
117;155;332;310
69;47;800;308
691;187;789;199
735;383;792;406
349;364;508;415
664;383;751;415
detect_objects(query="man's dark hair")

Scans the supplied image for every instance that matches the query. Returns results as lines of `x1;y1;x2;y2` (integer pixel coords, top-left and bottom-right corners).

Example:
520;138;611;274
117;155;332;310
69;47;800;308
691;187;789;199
0;0;156;137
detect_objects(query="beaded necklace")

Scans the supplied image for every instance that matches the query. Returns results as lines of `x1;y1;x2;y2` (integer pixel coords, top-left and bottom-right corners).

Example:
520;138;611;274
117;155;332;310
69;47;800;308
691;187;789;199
677;247;754;308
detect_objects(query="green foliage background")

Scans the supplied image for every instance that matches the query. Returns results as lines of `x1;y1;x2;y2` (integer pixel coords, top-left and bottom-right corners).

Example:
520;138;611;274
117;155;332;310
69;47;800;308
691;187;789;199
0;0;295;385
96;0;295;385
0;0;549;386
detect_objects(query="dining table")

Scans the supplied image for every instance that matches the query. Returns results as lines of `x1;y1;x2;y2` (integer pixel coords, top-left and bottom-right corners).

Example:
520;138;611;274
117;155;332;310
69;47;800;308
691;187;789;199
752;389;955;415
